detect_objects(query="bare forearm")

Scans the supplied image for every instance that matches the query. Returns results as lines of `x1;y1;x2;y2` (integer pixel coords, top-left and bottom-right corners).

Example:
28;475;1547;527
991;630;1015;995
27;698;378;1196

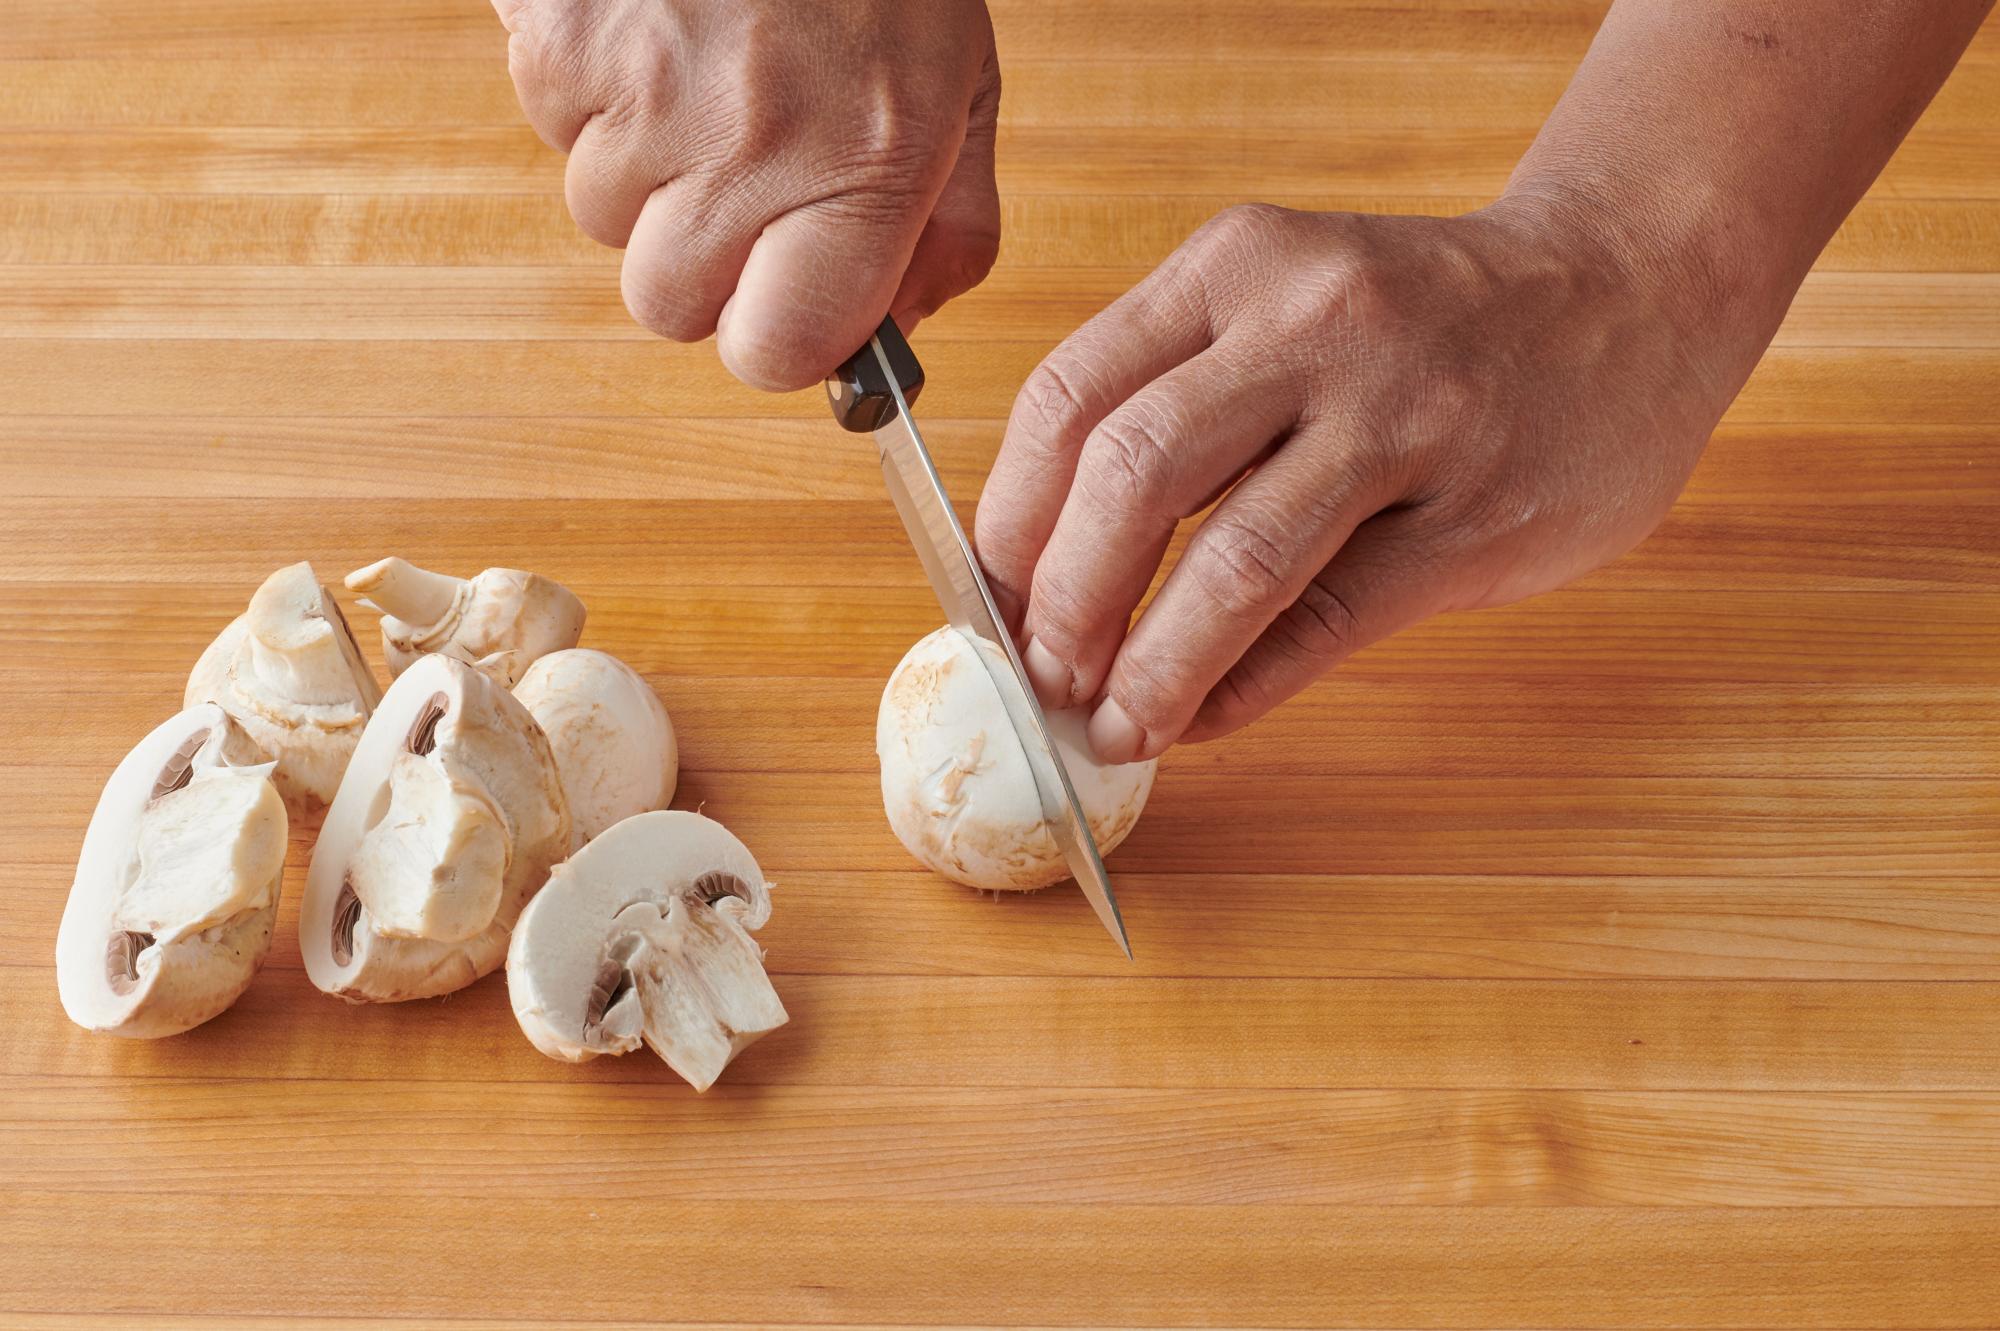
1504;0;1990;350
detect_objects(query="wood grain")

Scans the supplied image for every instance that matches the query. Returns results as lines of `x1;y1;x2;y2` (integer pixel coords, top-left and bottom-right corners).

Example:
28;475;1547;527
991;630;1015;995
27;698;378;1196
2;0;1997;1328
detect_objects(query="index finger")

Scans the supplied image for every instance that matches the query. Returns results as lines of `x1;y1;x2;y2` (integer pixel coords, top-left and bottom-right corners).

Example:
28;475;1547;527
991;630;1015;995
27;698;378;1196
972;258;1213;630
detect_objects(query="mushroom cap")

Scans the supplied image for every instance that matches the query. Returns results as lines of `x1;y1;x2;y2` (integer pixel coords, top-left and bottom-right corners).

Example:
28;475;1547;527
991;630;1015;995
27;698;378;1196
876;626;1157;891
345;558;585;687
56;704;288;1038
507;810;786;1091
185;561;381;817
301;652;571;1003
514;649;678;846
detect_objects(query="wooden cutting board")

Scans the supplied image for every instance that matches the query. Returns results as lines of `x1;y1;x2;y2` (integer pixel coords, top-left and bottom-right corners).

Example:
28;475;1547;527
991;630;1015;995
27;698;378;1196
2;2;1997;1326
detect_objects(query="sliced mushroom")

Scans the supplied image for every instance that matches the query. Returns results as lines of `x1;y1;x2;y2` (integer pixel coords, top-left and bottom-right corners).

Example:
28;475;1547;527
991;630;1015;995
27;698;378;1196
507;811;786;1092
513;649;678;846
56;704;288;1038
301;653;571;1002
877;626;1158;891
345;557;585;687
184;561;382;817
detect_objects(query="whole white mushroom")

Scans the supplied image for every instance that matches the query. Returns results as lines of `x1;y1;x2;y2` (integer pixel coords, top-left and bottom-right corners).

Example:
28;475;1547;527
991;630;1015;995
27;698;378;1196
876;626;1157;891
513;649;677;847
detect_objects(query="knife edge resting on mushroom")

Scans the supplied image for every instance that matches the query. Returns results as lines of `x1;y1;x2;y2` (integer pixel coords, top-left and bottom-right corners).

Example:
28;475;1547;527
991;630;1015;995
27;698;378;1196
877;626;1158;892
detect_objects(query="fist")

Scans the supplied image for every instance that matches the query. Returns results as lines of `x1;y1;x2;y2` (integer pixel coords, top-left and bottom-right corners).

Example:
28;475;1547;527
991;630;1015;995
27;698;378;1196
492;0;1002;389
977;201;1762;761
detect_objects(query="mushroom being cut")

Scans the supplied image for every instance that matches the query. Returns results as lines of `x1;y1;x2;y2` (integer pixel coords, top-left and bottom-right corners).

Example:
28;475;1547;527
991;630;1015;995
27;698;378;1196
345;556;585;687
185;561;383;816
507;811;787;1092
57;704;288;1038
877;625;1158;891
302;652;571;1003
513;649;678;846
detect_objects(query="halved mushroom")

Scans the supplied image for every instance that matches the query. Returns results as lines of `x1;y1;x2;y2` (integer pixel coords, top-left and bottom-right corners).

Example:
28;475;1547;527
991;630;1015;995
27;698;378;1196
185;561;382;817
56;704;288;1038
302;653;571;1002
513;649;678;846
877;626;1157;891
345;557;585;687
507;811;786;1092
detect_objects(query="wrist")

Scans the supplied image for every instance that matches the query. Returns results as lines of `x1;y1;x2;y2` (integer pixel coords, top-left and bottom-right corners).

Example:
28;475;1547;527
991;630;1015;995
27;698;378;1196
1481;170;1802;397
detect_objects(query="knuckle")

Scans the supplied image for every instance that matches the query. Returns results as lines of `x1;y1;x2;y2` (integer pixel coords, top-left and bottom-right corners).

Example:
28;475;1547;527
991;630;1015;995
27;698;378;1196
1106;651;1180;732
723;317;831;391
1279;576;1363;662
1190;516;1297;617
933;224;1000;303
1280;255;1391;347
620;263;705;342
1012;359;1095;447
1198;202;1296;255
1206;664;1280;729
1080;409;1178;515
1025;563;1096;648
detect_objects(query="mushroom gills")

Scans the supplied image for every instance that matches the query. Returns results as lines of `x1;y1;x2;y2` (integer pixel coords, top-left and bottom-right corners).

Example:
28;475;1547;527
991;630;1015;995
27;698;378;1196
57;705;288;1038
301;652;572;1003
506;810;786;1091
585;897;787;1087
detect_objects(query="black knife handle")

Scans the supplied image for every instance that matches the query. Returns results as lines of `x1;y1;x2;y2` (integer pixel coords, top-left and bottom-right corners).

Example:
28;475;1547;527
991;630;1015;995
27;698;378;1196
826;316;925;434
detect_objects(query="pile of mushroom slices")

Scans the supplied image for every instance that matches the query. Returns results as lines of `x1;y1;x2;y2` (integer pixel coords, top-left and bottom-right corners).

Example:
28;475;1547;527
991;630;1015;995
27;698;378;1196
57;557;786;1092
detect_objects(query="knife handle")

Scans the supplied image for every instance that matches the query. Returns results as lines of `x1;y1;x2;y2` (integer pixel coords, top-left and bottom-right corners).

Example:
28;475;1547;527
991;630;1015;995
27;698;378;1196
827;316;925;434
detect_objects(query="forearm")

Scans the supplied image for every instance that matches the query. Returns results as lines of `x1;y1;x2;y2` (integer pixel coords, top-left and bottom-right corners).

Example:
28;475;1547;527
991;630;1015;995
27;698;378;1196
1500;0;1990;354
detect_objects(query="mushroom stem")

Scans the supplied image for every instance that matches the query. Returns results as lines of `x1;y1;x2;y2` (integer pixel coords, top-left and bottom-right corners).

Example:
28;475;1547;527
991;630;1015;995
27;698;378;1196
345;558;463;628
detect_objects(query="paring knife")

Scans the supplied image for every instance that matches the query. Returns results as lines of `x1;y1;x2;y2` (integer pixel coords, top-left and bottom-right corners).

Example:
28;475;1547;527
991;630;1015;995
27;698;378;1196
828;317;1132;959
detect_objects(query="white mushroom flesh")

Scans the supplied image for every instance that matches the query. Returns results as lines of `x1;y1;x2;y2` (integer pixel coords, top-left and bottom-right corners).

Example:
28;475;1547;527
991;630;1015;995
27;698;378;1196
513;649;678;845
57;705;287;1038
507;810;786;1092
185;561;381;817
346;750;507;943
346;557;585;687
876;626;1157;891
302;653;571;1003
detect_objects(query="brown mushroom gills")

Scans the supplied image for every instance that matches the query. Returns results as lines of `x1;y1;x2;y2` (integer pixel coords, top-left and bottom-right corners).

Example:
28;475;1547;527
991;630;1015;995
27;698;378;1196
104;930;156;996
581;933;644;1042
691;871;751;907
149;730;210;802
330;881;362;967
336;691;456;964
406;693;448;758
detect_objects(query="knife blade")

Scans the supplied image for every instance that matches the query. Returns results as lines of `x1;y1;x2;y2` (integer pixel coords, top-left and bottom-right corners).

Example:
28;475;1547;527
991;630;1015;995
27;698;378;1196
828;317;1132;958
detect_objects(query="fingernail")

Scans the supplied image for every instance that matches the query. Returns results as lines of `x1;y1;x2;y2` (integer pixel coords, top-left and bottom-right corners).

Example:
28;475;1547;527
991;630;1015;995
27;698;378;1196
1022;637;1073;708
1088;697;1146;764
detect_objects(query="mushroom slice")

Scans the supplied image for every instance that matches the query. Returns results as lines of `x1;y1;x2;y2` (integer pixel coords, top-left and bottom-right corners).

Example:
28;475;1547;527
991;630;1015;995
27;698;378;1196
185;561;382;818
513;649;678;846
345;557;585;687
877;626;1158;891
302;653;571;1002
57;704;288;1038
507;811;786;1092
